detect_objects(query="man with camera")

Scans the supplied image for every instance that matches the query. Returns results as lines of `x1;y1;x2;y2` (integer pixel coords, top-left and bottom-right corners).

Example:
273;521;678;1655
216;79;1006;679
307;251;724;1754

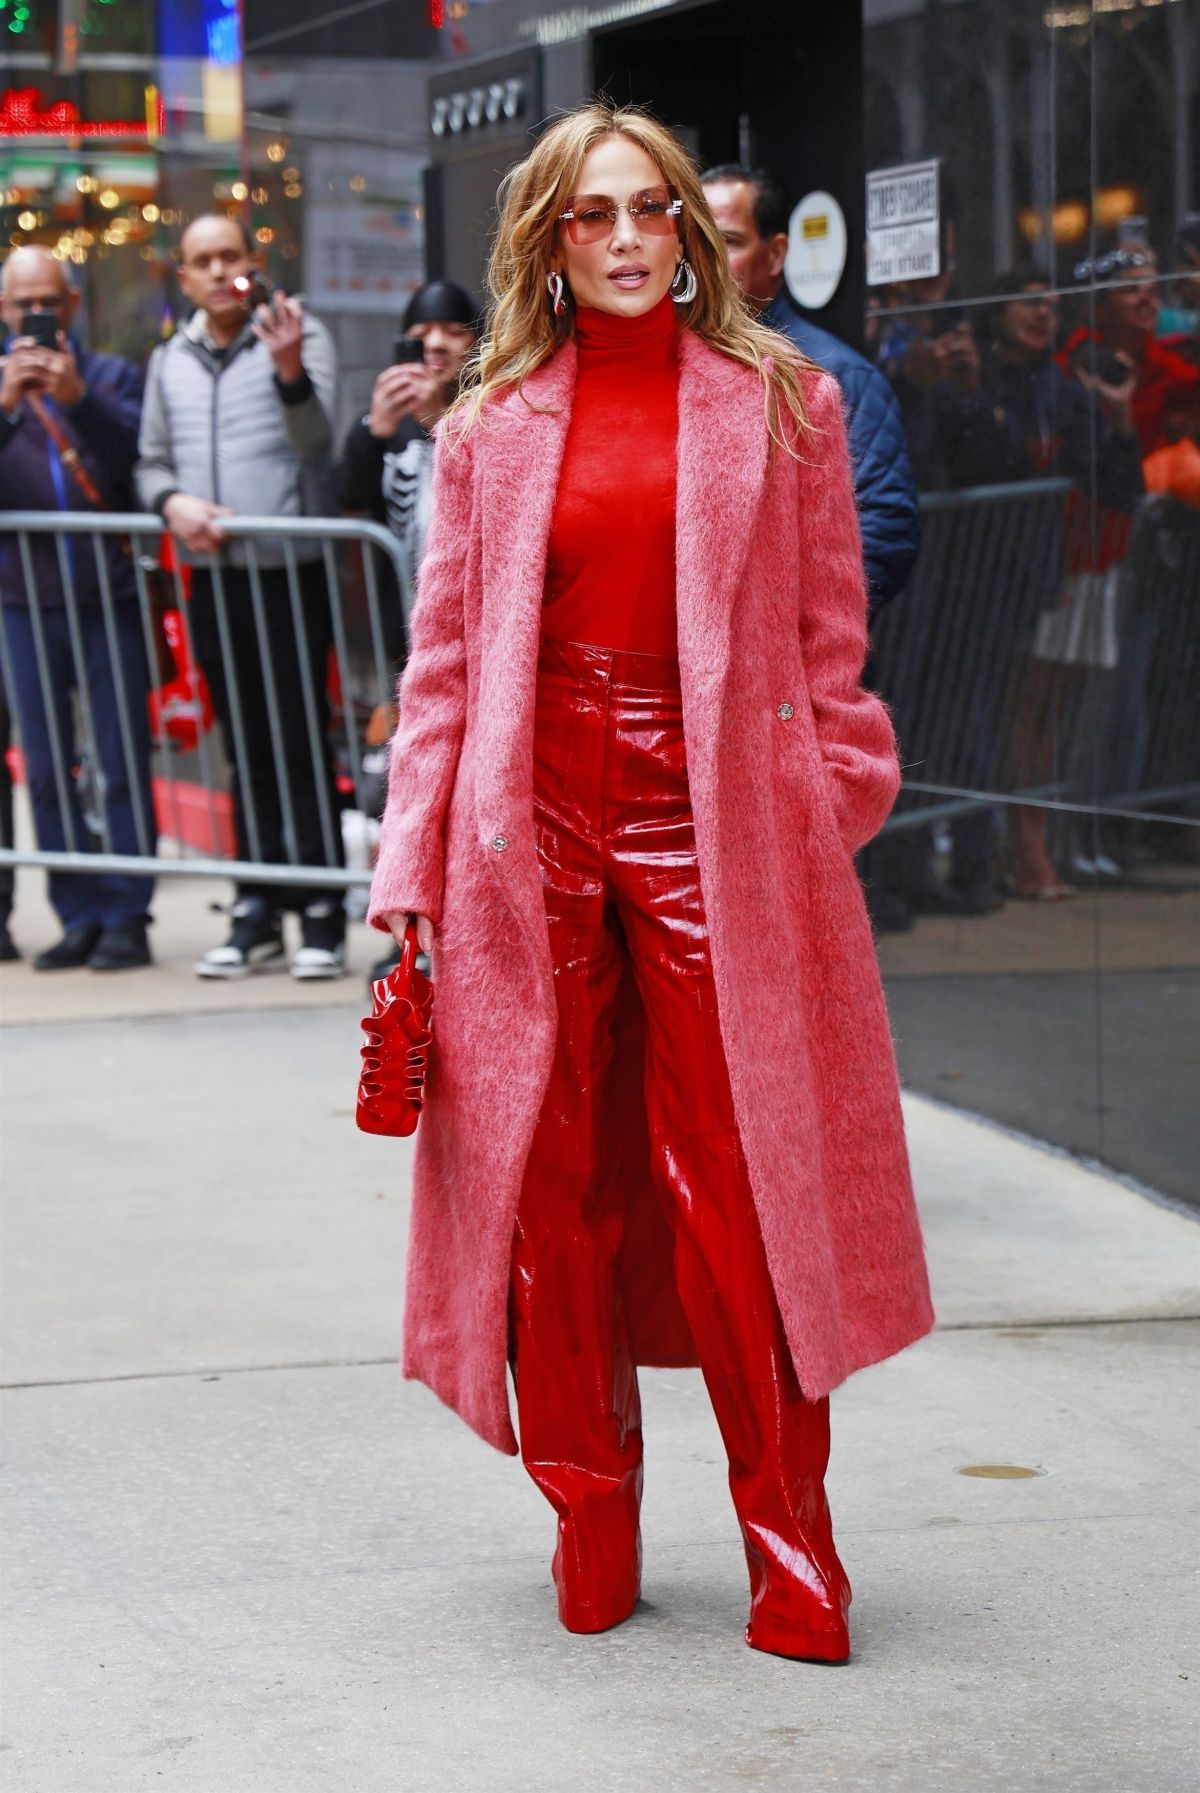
137;214;344;980
0;246;155;972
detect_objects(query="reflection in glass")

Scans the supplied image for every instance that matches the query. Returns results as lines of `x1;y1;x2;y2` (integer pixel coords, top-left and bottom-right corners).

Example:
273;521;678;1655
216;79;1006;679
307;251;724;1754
863;0;1199;1200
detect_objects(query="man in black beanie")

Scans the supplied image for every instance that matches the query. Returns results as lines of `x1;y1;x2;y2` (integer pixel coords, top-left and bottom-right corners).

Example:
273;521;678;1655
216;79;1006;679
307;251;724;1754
336;279;479;631
336;279;480;982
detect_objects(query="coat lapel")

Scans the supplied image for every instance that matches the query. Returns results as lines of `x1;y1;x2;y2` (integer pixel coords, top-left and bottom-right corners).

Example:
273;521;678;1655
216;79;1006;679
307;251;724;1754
674;331;771;707
474;346;576;840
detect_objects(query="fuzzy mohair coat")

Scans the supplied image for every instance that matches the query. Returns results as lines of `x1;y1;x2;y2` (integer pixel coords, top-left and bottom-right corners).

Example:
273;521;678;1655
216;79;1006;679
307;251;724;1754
368;328;934;1455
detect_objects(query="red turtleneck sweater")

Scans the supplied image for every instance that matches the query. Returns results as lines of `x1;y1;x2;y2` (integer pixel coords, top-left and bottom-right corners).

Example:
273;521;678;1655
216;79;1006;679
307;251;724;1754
543;293;680;658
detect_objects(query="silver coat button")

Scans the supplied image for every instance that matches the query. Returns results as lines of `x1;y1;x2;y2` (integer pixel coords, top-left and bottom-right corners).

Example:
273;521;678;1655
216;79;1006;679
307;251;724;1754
777;702;794;720
491;834;508;851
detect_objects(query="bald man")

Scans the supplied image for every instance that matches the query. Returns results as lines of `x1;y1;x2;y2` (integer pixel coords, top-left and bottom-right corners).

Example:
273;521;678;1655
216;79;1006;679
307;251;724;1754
0;248;155;971
702;167;920;619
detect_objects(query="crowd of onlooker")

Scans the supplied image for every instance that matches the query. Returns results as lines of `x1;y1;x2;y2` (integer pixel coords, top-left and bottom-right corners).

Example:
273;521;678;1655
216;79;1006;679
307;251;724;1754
861;218;1199;927
703;173;1199;928
0;217;479;981
1;190;1197;974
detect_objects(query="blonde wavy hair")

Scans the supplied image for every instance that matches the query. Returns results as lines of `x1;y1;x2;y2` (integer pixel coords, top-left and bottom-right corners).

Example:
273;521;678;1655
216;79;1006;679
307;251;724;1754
449;100;814;448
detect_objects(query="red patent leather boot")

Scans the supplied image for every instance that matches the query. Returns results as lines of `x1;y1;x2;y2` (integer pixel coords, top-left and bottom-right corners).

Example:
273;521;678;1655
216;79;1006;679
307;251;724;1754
541;1435;643;1634
511;1213;644;1634
658;1130;851;1664
727;1385;851;1662
511;1146;644;1634
510;640;652;1635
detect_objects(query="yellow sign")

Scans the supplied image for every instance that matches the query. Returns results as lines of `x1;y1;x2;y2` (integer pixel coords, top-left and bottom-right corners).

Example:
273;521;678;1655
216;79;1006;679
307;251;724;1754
786;191;847;310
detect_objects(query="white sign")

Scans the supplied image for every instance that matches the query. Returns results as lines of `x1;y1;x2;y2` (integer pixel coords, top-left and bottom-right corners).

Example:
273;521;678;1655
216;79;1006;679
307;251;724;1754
866;159;940;286
304;145;425;315
785;190;847;311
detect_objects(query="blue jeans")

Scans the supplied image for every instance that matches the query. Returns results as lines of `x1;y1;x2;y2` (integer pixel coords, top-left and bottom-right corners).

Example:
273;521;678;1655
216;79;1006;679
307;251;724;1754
1;601;155;929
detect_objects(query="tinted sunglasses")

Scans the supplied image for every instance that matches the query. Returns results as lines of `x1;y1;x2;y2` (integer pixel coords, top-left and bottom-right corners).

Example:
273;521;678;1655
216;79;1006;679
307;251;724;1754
557;185;683;246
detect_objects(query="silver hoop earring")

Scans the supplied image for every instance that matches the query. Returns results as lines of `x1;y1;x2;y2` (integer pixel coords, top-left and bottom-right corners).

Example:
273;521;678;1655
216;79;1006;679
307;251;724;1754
670;258;697;304
547;270;566;317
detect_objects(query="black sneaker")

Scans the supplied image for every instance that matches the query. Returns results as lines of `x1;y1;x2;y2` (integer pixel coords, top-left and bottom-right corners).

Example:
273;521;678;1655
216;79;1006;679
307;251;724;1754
194;898;286;980
89;920;152;972
291;898;346;981
34;923;103;971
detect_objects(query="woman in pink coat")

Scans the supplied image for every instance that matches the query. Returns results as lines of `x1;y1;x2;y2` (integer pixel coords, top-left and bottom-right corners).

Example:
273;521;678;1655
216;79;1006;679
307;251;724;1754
369;102;933;1663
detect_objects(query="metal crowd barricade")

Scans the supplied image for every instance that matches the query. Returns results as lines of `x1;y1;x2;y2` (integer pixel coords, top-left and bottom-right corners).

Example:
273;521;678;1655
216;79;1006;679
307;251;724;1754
0;513;411;891
873;477;1200;835
3;487;1197;894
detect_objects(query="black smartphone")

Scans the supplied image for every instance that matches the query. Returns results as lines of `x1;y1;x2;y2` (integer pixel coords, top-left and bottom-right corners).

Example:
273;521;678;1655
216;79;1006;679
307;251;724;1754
1070;340;1127;386
20;311;60;349
392;336;425;365
231;270;274;312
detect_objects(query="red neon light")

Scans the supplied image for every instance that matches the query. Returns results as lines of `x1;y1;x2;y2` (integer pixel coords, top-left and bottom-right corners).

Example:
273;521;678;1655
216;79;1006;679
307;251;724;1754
429;1;445;25
0;88;166;140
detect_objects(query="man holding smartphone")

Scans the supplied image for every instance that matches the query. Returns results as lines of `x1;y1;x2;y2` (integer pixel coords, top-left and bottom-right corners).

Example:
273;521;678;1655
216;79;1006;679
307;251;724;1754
336;279;479;619
335;279;479;983
0;247;155;972
137;214;345;980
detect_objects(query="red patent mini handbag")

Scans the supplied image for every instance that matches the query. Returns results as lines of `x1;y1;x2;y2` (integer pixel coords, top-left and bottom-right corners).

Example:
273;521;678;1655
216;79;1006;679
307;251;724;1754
355;925;434;1137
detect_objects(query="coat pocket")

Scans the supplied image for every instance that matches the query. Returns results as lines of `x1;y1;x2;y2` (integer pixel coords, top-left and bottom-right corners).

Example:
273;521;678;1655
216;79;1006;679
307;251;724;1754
768;664;843;844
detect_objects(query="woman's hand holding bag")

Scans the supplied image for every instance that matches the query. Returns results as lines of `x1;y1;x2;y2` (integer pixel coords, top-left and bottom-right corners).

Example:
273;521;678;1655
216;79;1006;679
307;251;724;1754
383;910;435;954
355;922;435;1138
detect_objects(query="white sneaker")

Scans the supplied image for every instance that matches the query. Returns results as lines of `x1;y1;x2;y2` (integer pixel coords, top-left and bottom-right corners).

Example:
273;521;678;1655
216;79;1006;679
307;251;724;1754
1070;853;1122;882
289;899;347;981
194;900;286;979
290;941;347;981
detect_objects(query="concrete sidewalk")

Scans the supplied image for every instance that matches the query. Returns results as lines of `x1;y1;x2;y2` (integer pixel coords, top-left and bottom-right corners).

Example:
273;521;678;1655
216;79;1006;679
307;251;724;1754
1;888;1197;1791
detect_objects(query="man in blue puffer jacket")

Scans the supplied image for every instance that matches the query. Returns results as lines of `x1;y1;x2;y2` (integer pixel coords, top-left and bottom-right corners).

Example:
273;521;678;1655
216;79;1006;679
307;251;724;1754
702;166;920;617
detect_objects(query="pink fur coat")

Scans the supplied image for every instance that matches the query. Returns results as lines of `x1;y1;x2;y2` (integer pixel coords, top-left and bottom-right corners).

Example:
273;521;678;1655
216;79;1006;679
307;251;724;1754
368;330;934;1454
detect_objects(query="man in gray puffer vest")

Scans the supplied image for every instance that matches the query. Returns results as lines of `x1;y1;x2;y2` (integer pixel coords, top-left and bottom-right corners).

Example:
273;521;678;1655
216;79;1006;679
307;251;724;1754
137;214;345;980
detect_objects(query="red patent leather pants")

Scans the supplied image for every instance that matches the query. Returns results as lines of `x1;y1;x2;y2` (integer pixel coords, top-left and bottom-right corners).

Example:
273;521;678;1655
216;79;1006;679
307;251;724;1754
510;638;851;1660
